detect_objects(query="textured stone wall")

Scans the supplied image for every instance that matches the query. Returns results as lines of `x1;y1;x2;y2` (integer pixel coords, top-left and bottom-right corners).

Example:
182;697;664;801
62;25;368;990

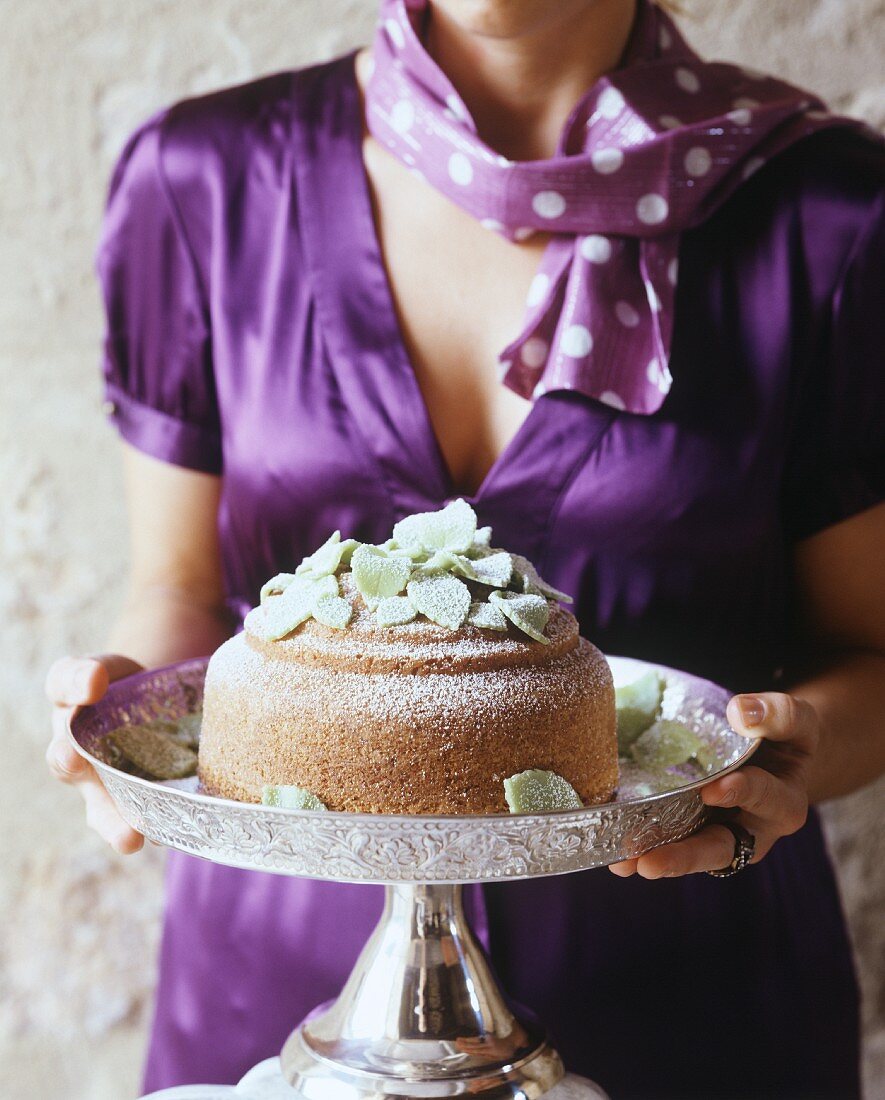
1;1;882;1096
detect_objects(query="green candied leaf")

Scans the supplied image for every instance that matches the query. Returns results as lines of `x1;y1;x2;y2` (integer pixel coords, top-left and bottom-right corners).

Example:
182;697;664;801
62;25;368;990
489;591;550;644
109;726;198;780
467;600;508;632
504;769;583;813
470;550;512;588
510;554;573;603
295;533;362;578
308;573;340;600
422;549;478;581
375;596;418;627
295;530;341;575
260;572;298;604
312;593;353;629
262;784;327;810
392;498;477;554
380;538;427;561
245;588;314;641
165;712;201;749
694;742;724;773
336;539;361;568
406;573;471;630
631;720;702;770
351;544;412;601
615;669;664;752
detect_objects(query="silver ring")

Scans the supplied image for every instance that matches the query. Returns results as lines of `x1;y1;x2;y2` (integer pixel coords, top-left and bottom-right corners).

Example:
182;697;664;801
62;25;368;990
706;820;756;877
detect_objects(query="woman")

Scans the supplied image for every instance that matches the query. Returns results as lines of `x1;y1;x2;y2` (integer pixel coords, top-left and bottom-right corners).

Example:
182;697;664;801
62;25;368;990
46;1;885;1096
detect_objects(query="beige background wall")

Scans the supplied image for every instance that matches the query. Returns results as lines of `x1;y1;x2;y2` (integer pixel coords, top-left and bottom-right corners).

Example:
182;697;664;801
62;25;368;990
1;1;883;1097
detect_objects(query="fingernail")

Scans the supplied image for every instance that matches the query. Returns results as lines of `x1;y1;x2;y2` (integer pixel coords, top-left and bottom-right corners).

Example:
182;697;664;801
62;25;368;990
738;696;765;727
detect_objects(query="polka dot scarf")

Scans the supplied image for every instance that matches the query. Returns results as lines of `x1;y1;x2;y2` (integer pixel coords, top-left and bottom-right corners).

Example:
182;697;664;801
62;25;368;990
366;0;869;414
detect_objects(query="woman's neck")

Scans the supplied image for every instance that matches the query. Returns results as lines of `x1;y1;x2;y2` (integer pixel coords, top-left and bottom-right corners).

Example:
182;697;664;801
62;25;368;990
425;0;638;161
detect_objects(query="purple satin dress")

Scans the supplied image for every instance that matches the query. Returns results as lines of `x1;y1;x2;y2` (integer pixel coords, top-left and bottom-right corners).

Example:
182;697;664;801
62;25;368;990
97;54;884;1100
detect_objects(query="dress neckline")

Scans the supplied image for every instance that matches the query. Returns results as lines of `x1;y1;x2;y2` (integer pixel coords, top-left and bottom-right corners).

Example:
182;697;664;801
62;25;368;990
289;53;616;526
334;52;554;503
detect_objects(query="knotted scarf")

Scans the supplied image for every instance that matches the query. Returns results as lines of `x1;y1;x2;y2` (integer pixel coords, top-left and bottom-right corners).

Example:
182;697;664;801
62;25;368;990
365;0;870;413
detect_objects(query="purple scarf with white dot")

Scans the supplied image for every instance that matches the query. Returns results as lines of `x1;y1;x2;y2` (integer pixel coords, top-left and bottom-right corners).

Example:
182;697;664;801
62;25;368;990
366;0;868;413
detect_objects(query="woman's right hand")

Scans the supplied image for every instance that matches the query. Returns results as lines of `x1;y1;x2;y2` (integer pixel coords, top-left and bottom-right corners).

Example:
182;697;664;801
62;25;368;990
45;654;146;854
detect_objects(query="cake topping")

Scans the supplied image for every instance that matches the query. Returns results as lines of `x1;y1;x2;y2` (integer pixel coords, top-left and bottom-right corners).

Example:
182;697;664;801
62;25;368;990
352;544;412;602
262;784;327;810
247;573;340;641
295;531;360;578
503;769;584;813
109;725;198;780
510;554;572;603
615;668;664;751
489;591;550;644
392;497;476;554
467;600;508;631
406;572;472;630
630;719;701;769
312;593;354;630
249;499;573;644
374;595;419;626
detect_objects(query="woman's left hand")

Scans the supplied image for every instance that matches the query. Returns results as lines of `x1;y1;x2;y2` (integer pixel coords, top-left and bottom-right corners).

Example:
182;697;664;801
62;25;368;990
609;693;819;879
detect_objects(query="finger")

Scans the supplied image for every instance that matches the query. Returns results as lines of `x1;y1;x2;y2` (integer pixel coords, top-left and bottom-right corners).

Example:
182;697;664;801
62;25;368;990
608;858;639;877
45;654;143;707
45;657;102;707
726;693;818;754
46;721;92;782
80;780;144;854
634;823;767;879
701;766;808;834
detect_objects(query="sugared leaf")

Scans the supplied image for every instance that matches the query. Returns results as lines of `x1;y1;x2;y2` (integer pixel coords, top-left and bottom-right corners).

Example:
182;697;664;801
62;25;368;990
504;769;583;813
615;669;664;752
470;550;512;588
296;533;361;578
260;572;298;604
406;573;471;630
489;591;550;643
351;544;412;601
631;721;702;769
312;593;353;629
392;498;477;554
467;600;508;631
245;590;313;641
510;554;573;603
375;596;418;627
262;785;327;810
109;726;198;780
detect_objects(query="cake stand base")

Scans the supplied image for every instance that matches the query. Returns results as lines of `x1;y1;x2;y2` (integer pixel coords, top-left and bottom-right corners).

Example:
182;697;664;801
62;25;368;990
143;1062;608;1099
141;883;611;1100
282;883;573;1099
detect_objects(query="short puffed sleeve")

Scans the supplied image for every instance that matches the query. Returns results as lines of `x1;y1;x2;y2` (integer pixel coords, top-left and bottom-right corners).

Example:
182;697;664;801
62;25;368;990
782;188;885;541
96;115;222;474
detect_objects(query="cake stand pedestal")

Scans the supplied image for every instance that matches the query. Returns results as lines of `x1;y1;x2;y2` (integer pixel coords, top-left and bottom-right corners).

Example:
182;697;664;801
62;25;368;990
69;656;756;1100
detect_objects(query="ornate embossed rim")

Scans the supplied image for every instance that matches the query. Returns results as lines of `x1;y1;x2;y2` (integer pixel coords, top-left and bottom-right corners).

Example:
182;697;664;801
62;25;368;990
68;655;758;882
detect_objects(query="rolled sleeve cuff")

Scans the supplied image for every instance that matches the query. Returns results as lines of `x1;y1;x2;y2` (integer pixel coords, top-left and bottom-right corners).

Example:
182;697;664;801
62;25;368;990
103;382;222;475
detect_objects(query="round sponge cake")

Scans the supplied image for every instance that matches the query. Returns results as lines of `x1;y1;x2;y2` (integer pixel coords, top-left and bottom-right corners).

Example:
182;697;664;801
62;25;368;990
198;581;617;815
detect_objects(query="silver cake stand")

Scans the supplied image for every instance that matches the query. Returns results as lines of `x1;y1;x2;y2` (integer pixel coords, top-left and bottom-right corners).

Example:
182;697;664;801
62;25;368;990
69;656;757;1100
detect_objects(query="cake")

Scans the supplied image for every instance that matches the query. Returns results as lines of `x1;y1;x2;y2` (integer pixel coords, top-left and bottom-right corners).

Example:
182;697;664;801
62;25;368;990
198;500;617;814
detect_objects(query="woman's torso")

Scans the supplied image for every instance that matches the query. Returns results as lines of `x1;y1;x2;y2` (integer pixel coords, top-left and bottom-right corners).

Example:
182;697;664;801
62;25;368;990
135;54;883;1095
152;54;881;689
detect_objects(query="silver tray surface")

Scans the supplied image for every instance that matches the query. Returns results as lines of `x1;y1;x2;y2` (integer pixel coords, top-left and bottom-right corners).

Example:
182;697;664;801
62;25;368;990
69;655;757;884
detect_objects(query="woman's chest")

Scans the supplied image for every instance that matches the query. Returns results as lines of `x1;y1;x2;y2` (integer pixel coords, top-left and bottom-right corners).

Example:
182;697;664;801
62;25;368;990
361;134;548;495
